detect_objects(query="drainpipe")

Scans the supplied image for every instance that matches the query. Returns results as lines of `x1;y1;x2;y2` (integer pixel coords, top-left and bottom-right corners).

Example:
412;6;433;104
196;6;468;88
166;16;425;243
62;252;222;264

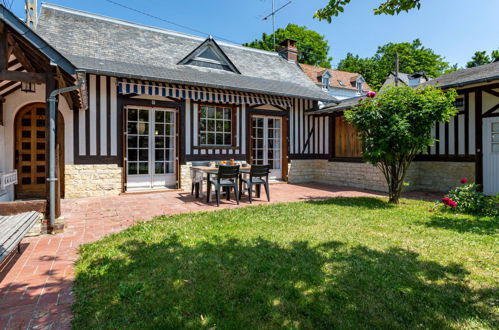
47;69;86;231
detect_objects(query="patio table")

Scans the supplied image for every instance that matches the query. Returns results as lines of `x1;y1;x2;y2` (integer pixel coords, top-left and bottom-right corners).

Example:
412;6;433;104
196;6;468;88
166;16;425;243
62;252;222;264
190;165;250;202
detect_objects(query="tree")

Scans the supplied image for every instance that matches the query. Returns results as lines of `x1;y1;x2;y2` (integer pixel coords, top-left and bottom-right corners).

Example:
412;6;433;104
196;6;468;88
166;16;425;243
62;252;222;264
338;39;449;90
315;0;422;22
244;24;332;68
466;49;499;68
344;86;457;204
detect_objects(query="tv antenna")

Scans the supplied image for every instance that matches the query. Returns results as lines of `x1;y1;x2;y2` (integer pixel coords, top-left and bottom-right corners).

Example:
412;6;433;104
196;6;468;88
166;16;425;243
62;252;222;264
262;1;292;51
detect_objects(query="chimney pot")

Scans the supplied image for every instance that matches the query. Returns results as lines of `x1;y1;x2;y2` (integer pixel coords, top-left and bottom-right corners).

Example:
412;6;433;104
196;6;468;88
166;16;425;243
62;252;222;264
278;39;298;63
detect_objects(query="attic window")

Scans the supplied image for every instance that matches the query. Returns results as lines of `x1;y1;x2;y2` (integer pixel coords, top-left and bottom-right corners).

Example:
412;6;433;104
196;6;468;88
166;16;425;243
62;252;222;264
179;39;240;73
356;81;363;93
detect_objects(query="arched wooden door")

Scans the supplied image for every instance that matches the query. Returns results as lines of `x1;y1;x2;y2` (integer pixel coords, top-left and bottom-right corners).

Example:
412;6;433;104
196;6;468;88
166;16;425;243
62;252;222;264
14;103;64;199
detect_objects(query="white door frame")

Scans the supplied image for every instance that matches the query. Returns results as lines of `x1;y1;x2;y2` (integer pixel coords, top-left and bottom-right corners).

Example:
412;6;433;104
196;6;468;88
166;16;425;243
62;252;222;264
125;106;177;191
251;115;282;180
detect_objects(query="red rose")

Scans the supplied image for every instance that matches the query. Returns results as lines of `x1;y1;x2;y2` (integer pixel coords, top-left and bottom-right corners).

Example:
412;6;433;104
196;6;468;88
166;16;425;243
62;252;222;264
442;197;451;205
460;177;468;184
366;91;376;98
449;201;457;208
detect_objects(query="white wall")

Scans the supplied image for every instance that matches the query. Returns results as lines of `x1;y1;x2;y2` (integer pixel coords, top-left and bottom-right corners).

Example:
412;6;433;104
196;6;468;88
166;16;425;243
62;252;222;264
0;84;72;201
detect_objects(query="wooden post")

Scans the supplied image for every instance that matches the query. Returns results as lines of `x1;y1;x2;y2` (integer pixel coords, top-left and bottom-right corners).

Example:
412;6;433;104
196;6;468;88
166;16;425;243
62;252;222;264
475;90;483;189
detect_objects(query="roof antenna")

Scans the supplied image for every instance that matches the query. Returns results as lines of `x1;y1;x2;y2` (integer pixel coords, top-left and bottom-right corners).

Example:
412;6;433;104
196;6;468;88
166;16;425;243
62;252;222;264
25;0;37;30
262;1;292;51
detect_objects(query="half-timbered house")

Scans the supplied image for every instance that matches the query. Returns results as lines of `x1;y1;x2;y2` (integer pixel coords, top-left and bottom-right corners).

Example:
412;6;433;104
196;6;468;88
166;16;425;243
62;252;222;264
307;63;499;195
0;2;335;219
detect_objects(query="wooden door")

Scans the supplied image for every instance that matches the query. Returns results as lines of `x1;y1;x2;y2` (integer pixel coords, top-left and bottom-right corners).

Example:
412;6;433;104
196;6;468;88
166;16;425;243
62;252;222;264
15;104;47;199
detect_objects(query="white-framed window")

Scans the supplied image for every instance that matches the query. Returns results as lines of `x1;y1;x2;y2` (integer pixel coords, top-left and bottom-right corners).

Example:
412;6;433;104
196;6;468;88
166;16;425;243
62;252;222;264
356;81;363;94
492;122;499;152
322;75;330;90
199;105;234;146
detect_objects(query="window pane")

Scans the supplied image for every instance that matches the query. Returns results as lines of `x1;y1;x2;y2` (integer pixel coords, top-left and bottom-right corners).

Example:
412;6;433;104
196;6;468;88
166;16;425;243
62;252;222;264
128;109;137;121
199;106;207;119
138;162;148;174
224;133;231;145
223;108;231;120
492;144;499;152
155;137;165;148
208;133;215;145
207;107;215;118
216;133;224;145
128;149;137;161
128;136;137;148
128;123;138;135
200;133;207;145
139;110;148;122
155;162;165;174
155;124;165;136
215;109;223;119
492;122;499;132
224;121;231;132
216;120;223;132
128;162;137;175
199;119;206;131
492;133;499;143
155;150;164;161
139;149;149;161
138;123;148;135
155;111;165;122
139;136;148;148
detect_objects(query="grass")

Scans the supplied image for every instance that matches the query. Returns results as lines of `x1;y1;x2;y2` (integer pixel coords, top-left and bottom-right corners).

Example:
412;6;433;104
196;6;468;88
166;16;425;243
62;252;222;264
72;197;498;329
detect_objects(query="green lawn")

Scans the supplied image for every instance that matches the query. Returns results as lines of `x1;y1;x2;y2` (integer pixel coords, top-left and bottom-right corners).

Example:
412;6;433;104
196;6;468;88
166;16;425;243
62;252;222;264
72;197;498;329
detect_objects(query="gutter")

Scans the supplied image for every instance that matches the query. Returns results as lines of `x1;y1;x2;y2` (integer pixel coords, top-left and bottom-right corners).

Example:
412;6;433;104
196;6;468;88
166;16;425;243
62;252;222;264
47;70;86;231
436;76;499;90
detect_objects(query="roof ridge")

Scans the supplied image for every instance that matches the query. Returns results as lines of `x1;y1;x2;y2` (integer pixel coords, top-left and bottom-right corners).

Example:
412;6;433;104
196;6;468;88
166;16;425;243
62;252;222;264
40;2;280;57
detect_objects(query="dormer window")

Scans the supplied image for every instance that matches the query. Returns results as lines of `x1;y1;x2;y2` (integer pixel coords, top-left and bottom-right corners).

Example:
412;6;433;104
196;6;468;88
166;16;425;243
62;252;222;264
356;81;363;94
178;37;240;74
322;75;330;90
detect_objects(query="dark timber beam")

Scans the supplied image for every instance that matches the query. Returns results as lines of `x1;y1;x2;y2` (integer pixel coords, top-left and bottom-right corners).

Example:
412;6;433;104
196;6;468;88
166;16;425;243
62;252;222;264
7;34;35;72
0;70;45;83
0;21;7;71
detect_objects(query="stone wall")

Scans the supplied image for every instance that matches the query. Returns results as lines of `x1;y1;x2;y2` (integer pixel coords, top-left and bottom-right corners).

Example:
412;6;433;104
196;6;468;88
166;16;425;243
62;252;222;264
406;162;475;192
288;159;474;193
65;164;122;198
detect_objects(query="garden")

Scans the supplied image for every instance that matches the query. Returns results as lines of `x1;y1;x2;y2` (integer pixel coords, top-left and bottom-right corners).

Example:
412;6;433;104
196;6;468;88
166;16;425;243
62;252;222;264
72;196;498;329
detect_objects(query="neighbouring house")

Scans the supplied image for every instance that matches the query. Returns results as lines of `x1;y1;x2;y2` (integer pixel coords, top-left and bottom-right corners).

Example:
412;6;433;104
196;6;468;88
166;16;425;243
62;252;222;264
307;63;499;195
0;4;335;221
300;64;371;100
381;71;429;90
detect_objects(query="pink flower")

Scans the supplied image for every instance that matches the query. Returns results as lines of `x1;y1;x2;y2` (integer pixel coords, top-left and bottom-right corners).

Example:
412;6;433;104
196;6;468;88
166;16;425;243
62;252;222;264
442;197;451;205
460;177;468;184
449;201;458;208
366;91;376;98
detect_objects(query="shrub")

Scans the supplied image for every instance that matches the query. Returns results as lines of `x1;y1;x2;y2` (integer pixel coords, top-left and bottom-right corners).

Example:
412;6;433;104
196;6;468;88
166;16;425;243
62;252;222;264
436;179;499;217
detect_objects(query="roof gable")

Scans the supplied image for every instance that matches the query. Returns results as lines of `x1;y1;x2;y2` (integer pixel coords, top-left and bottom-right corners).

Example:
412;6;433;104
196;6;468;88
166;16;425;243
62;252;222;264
178;37;240;74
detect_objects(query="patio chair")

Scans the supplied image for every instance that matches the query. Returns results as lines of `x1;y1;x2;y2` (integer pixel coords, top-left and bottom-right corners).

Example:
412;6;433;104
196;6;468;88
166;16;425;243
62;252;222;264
207;165;240;206
190;161;211;198
239;164;271;203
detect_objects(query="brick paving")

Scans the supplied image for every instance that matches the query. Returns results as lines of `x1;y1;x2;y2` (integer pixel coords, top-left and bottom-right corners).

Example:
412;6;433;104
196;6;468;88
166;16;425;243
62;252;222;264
0;183;439;329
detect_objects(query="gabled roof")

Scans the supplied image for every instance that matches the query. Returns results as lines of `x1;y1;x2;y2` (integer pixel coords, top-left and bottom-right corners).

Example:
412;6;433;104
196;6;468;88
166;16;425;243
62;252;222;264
36;3;332;101
178;37;240;74
300;63;371;91
0;5;75;74
422;61;499;89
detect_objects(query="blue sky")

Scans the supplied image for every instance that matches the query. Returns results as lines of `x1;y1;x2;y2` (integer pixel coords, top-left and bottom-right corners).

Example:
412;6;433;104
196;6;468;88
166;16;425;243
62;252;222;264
9;0;499;68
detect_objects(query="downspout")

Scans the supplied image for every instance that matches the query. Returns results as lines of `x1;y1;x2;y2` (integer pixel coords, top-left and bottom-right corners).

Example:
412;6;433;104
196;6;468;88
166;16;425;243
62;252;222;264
47;69;86;230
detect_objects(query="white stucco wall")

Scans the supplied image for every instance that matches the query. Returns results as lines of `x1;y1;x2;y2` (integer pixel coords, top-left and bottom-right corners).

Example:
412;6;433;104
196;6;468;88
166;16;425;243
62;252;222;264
0;85;72;201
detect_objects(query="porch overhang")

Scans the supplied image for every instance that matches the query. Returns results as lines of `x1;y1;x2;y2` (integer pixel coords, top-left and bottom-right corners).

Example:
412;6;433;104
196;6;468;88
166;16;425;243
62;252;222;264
117;79;293;108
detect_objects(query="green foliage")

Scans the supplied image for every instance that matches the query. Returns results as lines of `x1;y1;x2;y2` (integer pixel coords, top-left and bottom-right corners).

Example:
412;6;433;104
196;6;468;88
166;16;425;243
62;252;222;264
441;183;499;217
345;86;458;203
337;39;450;90
466;49;499;68
315;0;422;22
243;24;332;68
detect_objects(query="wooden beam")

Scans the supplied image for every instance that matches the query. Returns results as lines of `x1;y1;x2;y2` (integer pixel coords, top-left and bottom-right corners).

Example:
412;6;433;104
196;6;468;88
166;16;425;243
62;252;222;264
475;91;483;189
0;22;7;71
0;70;45;83
483;103;499;118
484;88;499;98
55;66;74;110
7;34;35;72
0;96;4;125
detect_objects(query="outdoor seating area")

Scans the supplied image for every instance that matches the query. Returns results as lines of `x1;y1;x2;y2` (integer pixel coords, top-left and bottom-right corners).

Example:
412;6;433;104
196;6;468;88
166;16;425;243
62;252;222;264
190;162;271;206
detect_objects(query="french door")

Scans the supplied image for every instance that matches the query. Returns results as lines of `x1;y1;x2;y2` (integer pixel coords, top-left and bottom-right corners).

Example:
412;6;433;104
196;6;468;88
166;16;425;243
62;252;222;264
126;107;176;191
251;116;282;180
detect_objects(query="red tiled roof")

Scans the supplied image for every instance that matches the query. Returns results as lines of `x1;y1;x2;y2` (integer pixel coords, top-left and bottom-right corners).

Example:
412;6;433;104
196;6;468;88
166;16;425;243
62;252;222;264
300;63;371;91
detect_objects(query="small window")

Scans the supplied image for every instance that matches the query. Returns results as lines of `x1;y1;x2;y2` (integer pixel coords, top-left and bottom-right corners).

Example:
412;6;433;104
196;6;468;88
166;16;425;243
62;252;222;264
338;80;345;87
492;122;499;152
356;81;363;94
454;97;465;112
322;76;330;90
199;105;233;146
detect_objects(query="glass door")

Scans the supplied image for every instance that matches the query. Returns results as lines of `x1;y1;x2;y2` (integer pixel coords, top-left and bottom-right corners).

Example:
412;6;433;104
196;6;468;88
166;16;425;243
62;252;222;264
126;107;176;191
251;116;282;180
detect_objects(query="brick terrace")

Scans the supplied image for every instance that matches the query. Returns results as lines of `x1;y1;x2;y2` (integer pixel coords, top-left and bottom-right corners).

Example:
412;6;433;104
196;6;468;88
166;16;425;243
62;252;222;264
0;183;438;329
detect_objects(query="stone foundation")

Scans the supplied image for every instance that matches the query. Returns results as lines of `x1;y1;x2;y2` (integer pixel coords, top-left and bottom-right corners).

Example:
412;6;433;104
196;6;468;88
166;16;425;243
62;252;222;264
288;159;475;193
65;164;122;198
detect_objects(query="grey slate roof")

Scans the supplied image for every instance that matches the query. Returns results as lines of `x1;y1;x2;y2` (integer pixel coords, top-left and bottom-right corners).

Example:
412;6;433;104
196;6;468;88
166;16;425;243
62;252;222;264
422;61;499;89
36;3;333;101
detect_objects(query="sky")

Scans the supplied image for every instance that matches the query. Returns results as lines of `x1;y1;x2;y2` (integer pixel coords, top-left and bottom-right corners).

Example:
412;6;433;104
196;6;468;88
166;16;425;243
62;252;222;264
8;0;499;68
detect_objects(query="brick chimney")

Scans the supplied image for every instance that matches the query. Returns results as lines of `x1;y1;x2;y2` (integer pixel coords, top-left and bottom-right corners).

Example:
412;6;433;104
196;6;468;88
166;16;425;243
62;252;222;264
278;39;298;63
